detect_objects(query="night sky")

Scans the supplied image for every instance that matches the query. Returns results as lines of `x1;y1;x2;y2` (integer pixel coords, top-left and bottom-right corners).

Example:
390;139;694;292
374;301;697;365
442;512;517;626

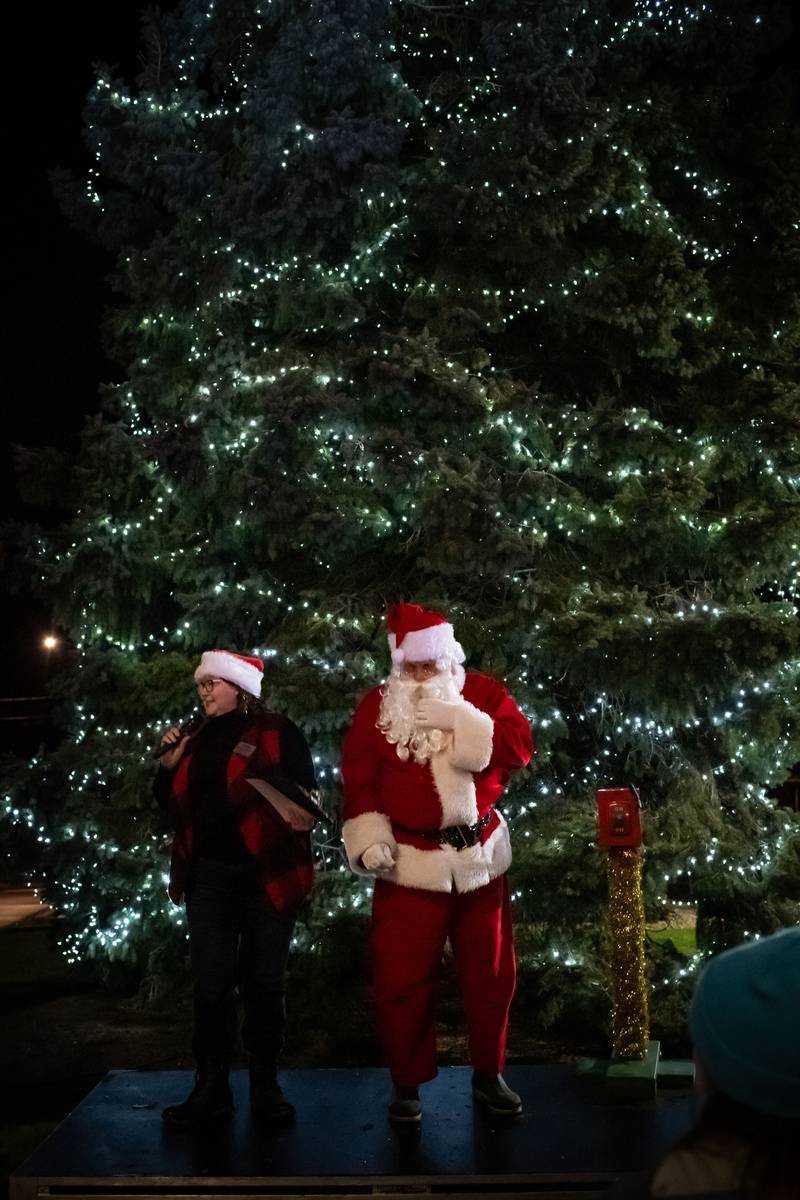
3;3;170;697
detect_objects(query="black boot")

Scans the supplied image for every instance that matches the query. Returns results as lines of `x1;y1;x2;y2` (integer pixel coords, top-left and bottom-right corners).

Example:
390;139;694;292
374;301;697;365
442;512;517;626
388;1086;422;1124
471;1071;522;1116
249;1059;295;1124
161;1061;234;1131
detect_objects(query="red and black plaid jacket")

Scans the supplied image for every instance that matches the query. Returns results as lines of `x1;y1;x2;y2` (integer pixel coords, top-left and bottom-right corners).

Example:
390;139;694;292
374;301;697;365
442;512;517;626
156;712;316;911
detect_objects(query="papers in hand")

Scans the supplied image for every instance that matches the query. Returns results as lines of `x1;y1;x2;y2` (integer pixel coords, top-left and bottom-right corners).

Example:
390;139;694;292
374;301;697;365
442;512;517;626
246;776;322;832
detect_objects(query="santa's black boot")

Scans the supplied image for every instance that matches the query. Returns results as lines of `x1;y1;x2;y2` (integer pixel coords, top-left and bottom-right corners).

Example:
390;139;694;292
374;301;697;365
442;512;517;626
471;1071;522;1116
249;1059;295;1125
388;1085;422;1124
161;1061;234;1131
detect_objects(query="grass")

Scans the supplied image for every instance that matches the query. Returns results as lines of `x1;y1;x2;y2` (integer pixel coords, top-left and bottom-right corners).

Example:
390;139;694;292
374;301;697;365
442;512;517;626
0;925;76;1009
0;1122;60;1189
0;922;84;1194
647;925;697;956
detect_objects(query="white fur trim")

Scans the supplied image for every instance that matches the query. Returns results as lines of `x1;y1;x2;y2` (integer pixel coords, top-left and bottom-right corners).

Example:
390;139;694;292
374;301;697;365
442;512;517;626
449;701;494;772
389;623;465;665
195;650;263;697
342;811;398;876
429;741;479;826
385;817;512;894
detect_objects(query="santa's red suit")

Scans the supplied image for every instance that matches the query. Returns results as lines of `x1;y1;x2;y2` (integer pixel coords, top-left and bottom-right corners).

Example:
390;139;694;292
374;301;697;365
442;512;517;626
342;670;533;1087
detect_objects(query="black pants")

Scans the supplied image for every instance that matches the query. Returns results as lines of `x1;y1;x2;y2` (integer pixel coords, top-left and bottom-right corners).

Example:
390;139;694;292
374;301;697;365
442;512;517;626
185;857;297;1065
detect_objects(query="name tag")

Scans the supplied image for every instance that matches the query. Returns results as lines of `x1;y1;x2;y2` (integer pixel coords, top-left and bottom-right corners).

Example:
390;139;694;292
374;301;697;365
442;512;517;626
233;741;257;758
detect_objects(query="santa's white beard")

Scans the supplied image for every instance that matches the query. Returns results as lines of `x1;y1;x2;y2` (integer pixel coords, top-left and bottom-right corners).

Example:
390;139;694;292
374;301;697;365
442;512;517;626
377;666;464;763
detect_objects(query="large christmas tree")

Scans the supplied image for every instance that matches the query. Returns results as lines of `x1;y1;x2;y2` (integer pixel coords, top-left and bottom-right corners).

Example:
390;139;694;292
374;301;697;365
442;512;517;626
4;0;799;1052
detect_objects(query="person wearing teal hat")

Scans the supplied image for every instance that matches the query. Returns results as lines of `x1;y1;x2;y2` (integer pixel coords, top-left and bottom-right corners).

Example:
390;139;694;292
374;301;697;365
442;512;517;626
690;926;800;1121
611;927;799;1198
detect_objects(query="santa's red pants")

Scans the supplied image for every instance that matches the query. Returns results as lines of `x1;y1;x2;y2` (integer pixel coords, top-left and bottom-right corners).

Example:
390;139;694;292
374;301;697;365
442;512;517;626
371;874;515;1087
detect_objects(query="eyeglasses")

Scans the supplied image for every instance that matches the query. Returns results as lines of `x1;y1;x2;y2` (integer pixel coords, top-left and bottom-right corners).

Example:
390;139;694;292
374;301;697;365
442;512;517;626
196;677;226;694
401;661;439;680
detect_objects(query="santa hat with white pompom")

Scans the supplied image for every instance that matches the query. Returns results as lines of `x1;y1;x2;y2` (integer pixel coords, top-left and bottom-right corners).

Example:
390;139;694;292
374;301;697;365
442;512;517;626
387;603;465;667
194;650;264;697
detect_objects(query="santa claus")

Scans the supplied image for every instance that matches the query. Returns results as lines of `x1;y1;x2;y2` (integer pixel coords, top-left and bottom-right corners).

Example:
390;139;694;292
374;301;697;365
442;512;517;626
341;603;533;1123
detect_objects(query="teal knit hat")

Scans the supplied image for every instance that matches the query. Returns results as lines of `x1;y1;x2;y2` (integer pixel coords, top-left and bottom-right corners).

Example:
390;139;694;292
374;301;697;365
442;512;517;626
689;927;800;1118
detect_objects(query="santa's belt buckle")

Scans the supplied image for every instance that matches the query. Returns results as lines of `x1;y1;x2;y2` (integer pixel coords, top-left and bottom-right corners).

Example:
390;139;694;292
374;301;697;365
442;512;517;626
441;824;477;850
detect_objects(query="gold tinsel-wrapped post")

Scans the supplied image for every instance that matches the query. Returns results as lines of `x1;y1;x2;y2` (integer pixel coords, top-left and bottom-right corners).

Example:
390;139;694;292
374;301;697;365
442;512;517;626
607;847;649;1059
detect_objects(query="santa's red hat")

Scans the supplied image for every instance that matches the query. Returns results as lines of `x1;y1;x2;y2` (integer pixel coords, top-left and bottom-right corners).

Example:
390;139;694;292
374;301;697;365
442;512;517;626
387;603;465;667
194;650;264;697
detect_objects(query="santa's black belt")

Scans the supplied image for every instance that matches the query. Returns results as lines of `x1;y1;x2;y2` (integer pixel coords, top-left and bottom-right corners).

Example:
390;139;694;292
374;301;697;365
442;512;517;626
395;812;493;850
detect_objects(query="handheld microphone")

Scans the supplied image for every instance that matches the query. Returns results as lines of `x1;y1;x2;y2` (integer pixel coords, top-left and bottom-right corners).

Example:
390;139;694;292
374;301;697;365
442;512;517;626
152;712;206;760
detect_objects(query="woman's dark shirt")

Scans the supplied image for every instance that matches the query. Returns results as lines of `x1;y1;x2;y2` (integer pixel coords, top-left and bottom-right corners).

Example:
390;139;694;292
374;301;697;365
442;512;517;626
188;709;250;861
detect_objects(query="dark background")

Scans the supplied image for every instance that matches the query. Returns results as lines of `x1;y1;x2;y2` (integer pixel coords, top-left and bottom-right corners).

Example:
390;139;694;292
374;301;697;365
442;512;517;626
3;3;159;702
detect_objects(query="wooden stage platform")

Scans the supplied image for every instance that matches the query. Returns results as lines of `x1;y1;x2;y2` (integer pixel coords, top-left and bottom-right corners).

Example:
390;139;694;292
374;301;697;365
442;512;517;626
10;1066;695;1200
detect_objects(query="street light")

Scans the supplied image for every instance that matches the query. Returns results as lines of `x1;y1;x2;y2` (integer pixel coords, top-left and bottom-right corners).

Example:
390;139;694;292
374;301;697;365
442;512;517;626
42;635;59;651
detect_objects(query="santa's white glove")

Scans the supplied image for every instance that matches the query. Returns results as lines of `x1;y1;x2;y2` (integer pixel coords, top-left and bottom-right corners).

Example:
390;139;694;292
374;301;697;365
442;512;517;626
414;698;460;731
362;843;396;874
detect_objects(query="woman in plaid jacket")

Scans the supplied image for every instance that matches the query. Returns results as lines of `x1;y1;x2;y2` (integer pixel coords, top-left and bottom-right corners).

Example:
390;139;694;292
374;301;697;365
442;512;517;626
153;649;317;1131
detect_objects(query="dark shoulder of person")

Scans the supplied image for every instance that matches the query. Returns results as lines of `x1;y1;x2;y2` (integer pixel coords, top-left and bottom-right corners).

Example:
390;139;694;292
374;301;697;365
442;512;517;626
256;709;317;792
